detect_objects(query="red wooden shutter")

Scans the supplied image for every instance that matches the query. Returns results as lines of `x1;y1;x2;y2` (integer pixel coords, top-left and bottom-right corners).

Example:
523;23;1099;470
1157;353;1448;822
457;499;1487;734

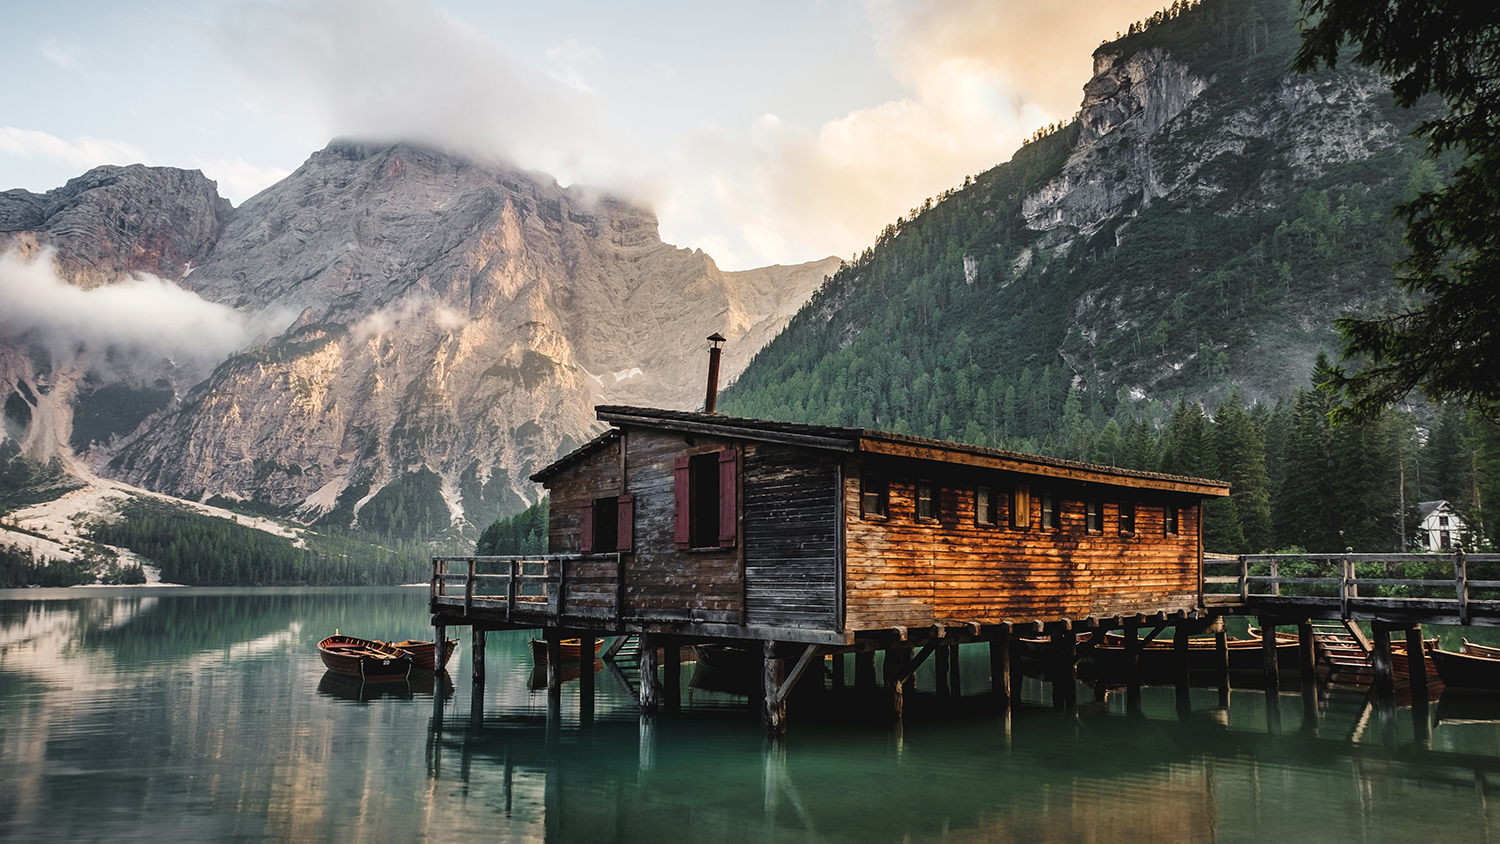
579;500;594;554
616;494;634;552
718;447;738;547
674;457;691;549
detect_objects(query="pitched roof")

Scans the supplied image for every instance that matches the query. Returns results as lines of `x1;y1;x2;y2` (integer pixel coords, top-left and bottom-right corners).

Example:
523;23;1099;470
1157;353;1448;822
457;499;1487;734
534;406;1230;496
1417;499;1456;519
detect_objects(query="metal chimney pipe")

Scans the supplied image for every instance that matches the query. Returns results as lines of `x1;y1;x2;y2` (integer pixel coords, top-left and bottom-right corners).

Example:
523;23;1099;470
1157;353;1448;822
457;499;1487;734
704;333;726;414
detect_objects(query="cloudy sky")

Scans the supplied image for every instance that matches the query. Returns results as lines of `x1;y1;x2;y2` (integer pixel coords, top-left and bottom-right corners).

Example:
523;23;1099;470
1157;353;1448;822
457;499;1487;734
2;0;1164;269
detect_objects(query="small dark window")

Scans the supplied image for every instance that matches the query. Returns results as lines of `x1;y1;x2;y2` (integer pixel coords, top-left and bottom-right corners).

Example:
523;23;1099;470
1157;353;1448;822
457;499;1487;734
1011;483;1031;529
1086;500;1102;533
1441;530;1452;549
1439;515;1449;527
674;449;737;549
1164;504;1180;536
976;486;995;525
592;496;618;550
862;475;888;518
1040;492;1058;529
917;482;936;520
1119;501;1136;535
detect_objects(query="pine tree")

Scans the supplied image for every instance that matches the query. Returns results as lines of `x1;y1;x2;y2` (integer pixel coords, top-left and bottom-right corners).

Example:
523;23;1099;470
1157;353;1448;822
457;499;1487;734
1212;391;1273;551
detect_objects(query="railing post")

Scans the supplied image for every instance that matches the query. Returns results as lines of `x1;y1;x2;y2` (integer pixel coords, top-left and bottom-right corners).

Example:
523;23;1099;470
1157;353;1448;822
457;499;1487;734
1339;552;1350;618
1271;557;1281;597
1239;556;1249;603
506;558;518;621
431;558;441;603
465;558;475;615
1456;545;1470;626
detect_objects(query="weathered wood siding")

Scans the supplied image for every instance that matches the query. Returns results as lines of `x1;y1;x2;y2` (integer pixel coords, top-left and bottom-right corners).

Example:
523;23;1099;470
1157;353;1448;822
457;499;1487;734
545;438;622;613
743;443;839;630
843;458;1201;630
622;429;742;625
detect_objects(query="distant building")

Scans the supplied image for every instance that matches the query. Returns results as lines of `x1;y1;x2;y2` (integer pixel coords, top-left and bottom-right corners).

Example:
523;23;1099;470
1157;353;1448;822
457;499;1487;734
1417;500;1464;551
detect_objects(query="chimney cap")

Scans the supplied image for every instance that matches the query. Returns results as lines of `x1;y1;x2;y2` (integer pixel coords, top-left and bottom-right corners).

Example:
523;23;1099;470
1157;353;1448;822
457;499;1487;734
707;332;726;346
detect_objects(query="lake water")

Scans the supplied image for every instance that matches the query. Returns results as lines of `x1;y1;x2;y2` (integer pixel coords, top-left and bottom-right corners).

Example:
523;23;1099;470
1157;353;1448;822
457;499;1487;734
3;587;1499;843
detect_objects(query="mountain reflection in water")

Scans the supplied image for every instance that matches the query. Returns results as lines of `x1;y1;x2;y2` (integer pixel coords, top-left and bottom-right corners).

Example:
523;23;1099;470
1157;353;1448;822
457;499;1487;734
2;587;1499;843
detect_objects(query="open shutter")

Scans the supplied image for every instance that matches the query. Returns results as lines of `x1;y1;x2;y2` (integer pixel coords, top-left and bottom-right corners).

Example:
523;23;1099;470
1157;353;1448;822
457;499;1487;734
616;494;634;552
579;500;594;554
674;457;691;548
718;447;738;547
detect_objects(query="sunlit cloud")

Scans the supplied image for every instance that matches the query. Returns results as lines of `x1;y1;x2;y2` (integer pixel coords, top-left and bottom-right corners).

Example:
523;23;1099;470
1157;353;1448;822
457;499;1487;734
0;247;249;363
38;39;85;71
0;127;150;171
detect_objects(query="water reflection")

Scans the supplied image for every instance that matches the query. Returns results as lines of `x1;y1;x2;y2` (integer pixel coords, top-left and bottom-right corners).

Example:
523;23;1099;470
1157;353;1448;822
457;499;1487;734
3;588;1500;843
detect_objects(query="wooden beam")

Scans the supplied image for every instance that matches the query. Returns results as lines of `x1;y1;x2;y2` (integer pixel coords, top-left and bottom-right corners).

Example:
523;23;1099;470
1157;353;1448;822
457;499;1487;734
763;640;787;733
1259;619;1279;694
545;628;562;697
639;633;659;712
601;634;630;661
772;644;824;706
1371;626;1395;699
1406;626;1428;700
991;630;1011;710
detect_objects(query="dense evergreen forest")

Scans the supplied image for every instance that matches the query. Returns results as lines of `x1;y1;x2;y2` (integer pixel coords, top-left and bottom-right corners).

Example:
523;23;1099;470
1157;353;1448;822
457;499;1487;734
86;499;446;586
717;0;1496;553
474;498;548;555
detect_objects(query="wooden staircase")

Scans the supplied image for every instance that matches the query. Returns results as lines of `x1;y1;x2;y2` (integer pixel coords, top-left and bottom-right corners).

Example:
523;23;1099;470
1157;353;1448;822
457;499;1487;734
1309;620;1375;686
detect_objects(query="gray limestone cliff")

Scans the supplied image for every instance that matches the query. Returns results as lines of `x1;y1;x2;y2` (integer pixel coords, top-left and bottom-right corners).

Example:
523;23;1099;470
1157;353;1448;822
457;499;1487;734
2;143;837;534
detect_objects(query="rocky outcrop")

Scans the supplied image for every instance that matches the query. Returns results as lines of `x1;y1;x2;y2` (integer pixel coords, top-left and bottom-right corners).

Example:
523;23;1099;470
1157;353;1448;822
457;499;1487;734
2;142;837;533
0;165;230;288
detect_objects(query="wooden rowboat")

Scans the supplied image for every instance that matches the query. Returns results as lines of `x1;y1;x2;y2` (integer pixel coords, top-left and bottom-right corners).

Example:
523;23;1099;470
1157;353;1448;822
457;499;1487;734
528;638;604;665
1431;645;1500;691
1465;639;1500;660
384;638;457;671
318;634;413;681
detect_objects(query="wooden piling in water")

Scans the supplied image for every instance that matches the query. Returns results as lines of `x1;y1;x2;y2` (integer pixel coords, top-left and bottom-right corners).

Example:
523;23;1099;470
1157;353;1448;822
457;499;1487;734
1259;618;1279;694
763;640;786;733
579;634;595;702
949;644;961;697
639;633;659;713
856;651;876;690
1371;625;1395;699
472;626;485;683
545;629;562;697
1298;620;1317;683
990;630;1011;710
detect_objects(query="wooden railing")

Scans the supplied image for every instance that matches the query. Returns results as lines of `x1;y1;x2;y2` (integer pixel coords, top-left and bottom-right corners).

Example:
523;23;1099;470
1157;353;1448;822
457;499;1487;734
430;554;622;622
1203;548;1500;623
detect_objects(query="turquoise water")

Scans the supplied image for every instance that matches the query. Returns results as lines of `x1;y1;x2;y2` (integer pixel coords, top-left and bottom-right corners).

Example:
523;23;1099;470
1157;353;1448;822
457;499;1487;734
2;587;1498;843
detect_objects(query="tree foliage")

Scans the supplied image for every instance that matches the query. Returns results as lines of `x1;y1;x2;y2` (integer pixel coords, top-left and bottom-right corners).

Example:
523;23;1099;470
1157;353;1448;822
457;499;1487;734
1295;0;1500;421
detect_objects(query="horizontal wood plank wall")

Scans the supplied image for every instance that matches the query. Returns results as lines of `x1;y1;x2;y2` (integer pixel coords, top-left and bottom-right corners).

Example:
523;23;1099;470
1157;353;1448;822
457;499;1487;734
844;458;1200;631
623;429;741;624
743;443;838;630
547;439;621;554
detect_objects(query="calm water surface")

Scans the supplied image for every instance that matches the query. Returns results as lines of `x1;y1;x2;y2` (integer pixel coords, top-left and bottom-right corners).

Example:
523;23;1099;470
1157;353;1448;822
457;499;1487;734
2;587;1499;843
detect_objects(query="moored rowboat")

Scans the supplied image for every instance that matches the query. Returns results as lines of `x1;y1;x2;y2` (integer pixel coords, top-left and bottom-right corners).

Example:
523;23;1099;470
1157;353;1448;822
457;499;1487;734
528;638;604;665
1429;640;1500;691
318;634;413;681
385;638;457;671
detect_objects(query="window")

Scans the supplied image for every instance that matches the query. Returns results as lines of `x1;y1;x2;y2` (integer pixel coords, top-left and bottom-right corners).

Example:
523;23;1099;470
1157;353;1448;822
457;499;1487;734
580;494;633;553
1040;492;1058;529
1011;483;1031;529
917;482;937;520
674;449;737;549
976;486;995;525
1439;515;1450;527
1119;501;1136;535
862;475;888;518
1086;499;1102;533
1441;530;1452;549
1164;504;1180;536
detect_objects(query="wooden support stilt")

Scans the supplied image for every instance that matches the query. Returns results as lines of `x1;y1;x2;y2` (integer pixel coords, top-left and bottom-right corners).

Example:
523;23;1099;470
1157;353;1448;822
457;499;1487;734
638;633;659;713
1371;625;1395;699
1054;630;1077;708
435;624;447;673
763;640;787;733
545;629;563;696
950;644;962;697
990;630;1011;710
1298;620;1317;682
663;639;681;711
832;651;845;689
1173;623;1190;688
1214;626;1229;707
1008;637;1024;704
1125;619;1142;708
935;645;950;697
1405;626;1428;700
856;651;876;689
1259;618;1279;694
472;626;485;683
884;647;908;721
579;634;595;702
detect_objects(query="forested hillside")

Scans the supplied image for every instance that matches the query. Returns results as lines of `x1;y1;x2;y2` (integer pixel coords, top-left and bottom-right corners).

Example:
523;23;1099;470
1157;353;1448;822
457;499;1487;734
718;0;1497;552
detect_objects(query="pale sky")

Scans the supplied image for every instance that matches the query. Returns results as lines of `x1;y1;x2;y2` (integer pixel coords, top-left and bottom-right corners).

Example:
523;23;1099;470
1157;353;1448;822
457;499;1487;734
1;0;1166;270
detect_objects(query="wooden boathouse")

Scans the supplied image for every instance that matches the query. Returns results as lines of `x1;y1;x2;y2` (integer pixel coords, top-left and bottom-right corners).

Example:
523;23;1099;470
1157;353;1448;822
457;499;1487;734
432;403;1232;730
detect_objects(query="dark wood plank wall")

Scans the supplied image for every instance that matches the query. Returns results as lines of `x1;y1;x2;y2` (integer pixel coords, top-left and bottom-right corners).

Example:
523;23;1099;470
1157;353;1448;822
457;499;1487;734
545;439;622;611
743;443;839;630
623;430;741;624
843;458;1201;631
